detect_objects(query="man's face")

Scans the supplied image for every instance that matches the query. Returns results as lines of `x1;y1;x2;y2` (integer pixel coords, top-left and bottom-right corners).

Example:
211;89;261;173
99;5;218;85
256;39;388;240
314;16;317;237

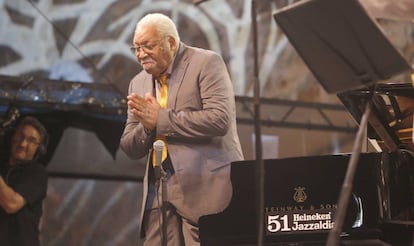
132;25;176;77
10;125;41;163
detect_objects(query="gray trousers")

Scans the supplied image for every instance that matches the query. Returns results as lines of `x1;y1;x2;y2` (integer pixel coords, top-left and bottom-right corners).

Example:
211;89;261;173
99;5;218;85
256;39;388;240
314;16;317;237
143;171;200;246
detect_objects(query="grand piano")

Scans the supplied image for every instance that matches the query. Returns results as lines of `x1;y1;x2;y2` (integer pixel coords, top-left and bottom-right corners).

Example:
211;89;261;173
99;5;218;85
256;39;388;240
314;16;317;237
198;82;414;245
199;0;414;244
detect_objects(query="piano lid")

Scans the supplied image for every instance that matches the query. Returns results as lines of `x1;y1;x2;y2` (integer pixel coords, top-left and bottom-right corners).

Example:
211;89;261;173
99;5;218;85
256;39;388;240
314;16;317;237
338;82;414;152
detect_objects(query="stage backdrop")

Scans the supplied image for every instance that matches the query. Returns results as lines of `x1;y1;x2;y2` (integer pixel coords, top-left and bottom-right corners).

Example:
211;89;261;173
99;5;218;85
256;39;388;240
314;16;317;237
0;1;413;245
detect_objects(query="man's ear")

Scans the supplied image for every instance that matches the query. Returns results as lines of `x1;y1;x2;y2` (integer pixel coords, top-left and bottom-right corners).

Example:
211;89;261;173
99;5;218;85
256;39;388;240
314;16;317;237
168;36;177;52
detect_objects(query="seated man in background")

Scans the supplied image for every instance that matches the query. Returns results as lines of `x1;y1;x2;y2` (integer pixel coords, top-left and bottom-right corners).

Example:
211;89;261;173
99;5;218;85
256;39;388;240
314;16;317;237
0;116;49;246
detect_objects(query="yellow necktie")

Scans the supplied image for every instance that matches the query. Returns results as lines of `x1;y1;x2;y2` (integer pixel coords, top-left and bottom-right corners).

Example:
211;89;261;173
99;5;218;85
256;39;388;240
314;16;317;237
152;75;168;167
159;75;168;108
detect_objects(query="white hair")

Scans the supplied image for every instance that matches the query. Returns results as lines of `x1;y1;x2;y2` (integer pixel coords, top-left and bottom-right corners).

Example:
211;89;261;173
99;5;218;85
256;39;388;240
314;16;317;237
135;13;181;44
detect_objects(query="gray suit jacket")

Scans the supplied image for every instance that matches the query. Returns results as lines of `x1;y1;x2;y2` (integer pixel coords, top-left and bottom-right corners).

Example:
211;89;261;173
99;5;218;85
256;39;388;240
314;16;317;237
120;43;244;227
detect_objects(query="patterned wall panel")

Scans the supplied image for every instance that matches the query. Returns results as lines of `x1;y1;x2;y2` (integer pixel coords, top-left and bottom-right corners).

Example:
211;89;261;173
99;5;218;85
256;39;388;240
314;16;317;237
1;1;414;245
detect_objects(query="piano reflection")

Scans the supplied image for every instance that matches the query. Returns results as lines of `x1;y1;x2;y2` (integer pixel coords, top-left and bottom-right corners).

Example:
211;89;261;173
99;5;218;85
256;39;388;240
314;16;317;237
199;82;414;245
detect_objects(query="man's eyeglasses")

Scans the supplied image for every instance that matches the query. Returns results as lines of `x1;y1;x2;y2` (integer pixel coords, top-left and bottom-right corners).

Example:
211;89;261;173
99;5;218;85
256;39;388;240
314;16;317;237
130;39;163;54
14;133;40;146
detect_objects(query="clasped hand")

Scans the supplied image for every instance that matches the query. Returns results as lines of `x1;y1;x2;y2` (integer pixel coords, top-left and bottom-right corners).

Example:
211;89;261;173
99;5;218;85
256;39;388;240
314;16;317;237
127;93;160;131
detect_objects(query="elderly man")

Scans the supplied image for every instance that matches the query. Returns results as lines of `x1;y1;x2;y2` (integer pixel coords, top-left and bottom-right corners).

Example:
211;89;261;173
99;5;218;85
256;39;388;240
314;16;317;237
120;13;244;245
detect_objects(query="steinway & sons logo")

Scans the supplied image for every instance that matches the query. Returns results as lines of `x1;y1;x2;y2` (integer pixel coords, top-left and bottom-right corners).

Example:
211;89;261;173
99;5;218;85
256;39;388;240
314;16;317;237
293;186;307;202
265;186;336;235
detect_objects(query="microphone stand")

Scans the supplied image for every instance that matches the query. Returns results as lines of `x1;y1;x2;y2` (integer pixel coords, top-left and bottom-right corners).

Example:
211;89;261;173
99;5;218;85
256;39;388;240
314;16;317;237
154;165;168;246
326;99;371;245
153;140;168;246
160;167;168;246
250;1;265;245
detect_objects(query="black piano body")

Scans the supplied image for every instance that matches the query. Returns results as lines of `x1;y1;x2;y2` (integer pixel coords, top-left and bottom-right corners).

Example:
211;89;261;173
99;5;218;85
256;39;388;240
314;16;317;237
199;151;414;245
200;82;414;245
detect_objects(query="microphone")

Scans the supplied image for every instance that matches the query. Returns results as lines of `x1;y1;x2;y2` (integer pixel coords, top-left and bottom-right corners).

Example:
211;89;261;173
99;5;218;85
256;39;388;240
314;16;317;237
153;140;165;180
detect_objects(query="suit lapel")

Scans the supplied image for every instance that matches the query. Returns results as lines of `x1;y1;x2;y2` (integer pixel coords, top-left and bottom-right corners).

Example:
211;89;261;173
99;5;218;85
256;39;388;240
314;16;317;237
168;44;190;108
142;73;154;97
